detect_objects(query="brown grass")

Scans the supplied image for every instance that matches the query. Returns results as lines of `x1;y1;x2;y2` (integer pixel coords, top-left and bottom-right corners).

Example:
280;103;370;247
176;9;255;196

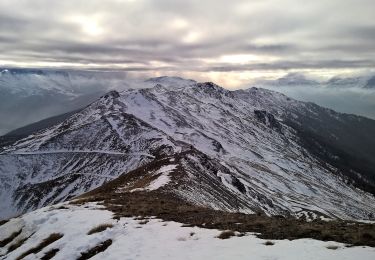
16;233;63;260
7;236;30;253
0;219;9;226
326;245;339;250
73;154;375;247
217;230;236;239
56;205;69;210
41;248;59;260
77;239;112;260
79;187;375;247
0;228;22;247
87;224;113;235
181;224;195;227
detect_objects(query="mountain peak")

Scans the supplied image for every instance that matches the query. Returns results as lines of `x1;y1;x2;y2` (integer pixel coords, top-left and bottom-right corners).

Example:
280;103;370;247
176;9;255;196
145;76;197;88
196;81;221;89
276;72;319;85
101;90;120;99
194;82;229;94
0;69;9;74
365;75;375;89
253;72;319;87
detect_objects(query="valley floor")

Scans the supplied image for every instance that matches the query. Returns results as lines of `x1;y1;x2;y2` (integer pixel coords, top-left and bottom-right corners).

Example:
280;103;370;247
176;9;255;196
0;203;374;260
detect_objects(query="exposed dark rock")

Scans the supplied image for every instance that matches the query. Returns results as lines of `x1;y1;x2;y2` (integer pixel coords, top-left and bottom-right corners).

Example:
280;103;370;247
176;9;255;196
231;176;246;194
254;110;282;132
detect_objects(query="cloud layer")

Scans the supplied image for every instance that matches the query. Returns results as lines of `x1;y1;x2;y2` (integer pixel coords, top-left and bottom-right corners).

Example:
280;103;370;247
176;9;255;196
1;0;375;86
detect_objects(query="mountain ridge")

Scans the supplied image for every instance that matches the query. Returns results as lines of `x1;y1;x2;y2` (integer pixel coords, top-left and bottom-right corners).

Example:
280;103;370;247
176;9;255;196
0;79;375;221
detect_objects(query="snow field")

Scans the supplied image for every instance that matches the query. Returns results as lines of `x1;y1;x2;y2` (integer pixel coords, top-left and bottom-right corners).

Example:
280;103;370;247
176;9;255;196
0;203;374;260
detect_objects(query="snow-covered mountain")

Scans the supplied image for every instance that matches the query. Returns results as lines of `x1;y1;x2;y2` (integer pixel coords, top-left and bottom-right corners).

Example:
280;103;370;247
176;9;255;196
0;68;131;97
256;73;320;87
0;68;200;136
1;79;375;221
2;68;375;136
255;72;375;89
0;68;134;136
252;72;375;121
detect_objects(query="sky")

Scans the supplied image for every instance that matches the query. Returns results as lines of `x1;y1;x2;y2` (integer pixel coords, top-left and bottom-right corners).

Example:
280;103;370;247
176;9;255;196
1;0;375;88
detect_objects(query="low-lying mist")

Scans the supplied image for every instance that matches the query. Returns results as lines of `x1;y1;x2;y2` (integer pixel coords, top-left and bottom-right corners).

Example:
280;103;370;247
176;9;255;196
263;86;375;120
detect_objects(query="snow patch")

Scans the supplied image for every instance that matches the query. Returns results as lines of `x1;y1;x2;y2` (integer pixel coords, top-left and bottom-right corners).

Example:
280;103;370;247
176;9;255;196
131;164;177;192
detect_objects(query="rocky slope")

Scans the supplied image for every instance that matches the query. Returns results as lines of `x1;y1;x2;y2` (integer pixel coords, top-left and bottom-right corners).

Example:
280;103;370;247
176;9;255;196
1;79;375;221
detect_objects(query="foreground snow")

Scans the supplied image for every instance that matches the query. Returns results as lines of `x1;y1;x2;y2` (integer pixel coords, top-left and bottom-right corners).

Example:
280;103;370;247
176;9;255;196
0;203;374;260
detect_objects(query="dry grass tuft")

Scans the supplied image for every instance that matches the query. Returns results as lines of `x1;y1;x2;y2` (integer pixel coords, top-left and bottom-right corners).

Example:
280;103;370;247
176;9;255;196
326;245;339;250
87;223;113;235
217;230;236;239
0;219;9;226
56;206;69;210
7;236;31;253
16;233;63;260
181;224;195;227
264;241;275;246
41;248;59;260
0;228;23;247
77;239;112;260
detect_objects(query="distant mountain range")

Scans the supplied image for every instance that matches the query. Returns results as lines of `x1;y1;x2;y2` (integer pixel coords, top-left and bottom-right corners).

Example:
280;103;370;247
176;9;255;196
1;68;375;136
0;68;133;135
255;72;375;89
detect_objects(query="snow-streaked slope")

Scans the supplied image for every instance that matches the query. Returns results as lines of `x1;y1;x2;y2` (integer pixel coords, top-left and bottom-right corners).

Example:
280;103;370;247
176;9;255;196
0;91;183;219
116;83;375;219
0;69;196;135
0;69;128;135
1;80;375;221
0;202;374;260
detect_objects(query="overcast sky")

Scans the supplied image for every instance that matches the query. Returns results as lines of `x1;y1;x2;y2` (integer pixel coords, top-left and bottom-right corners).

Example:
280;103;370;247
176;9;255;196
1;0;375;87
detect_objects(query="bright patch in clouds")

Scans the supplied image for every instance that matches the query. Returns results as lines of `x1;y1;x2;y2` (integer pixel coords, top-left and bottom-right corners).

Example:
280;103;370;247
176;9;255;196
182;31;202;44
68;15;104;37
170;18;189;30
219;54;276;64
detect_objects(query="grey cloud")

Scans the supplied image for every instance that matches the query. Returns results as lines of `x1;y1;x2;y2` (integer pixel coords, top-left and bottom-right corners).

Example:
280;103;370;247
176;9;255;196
0;15;28;30
203;60;375;72
0;0;374;77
